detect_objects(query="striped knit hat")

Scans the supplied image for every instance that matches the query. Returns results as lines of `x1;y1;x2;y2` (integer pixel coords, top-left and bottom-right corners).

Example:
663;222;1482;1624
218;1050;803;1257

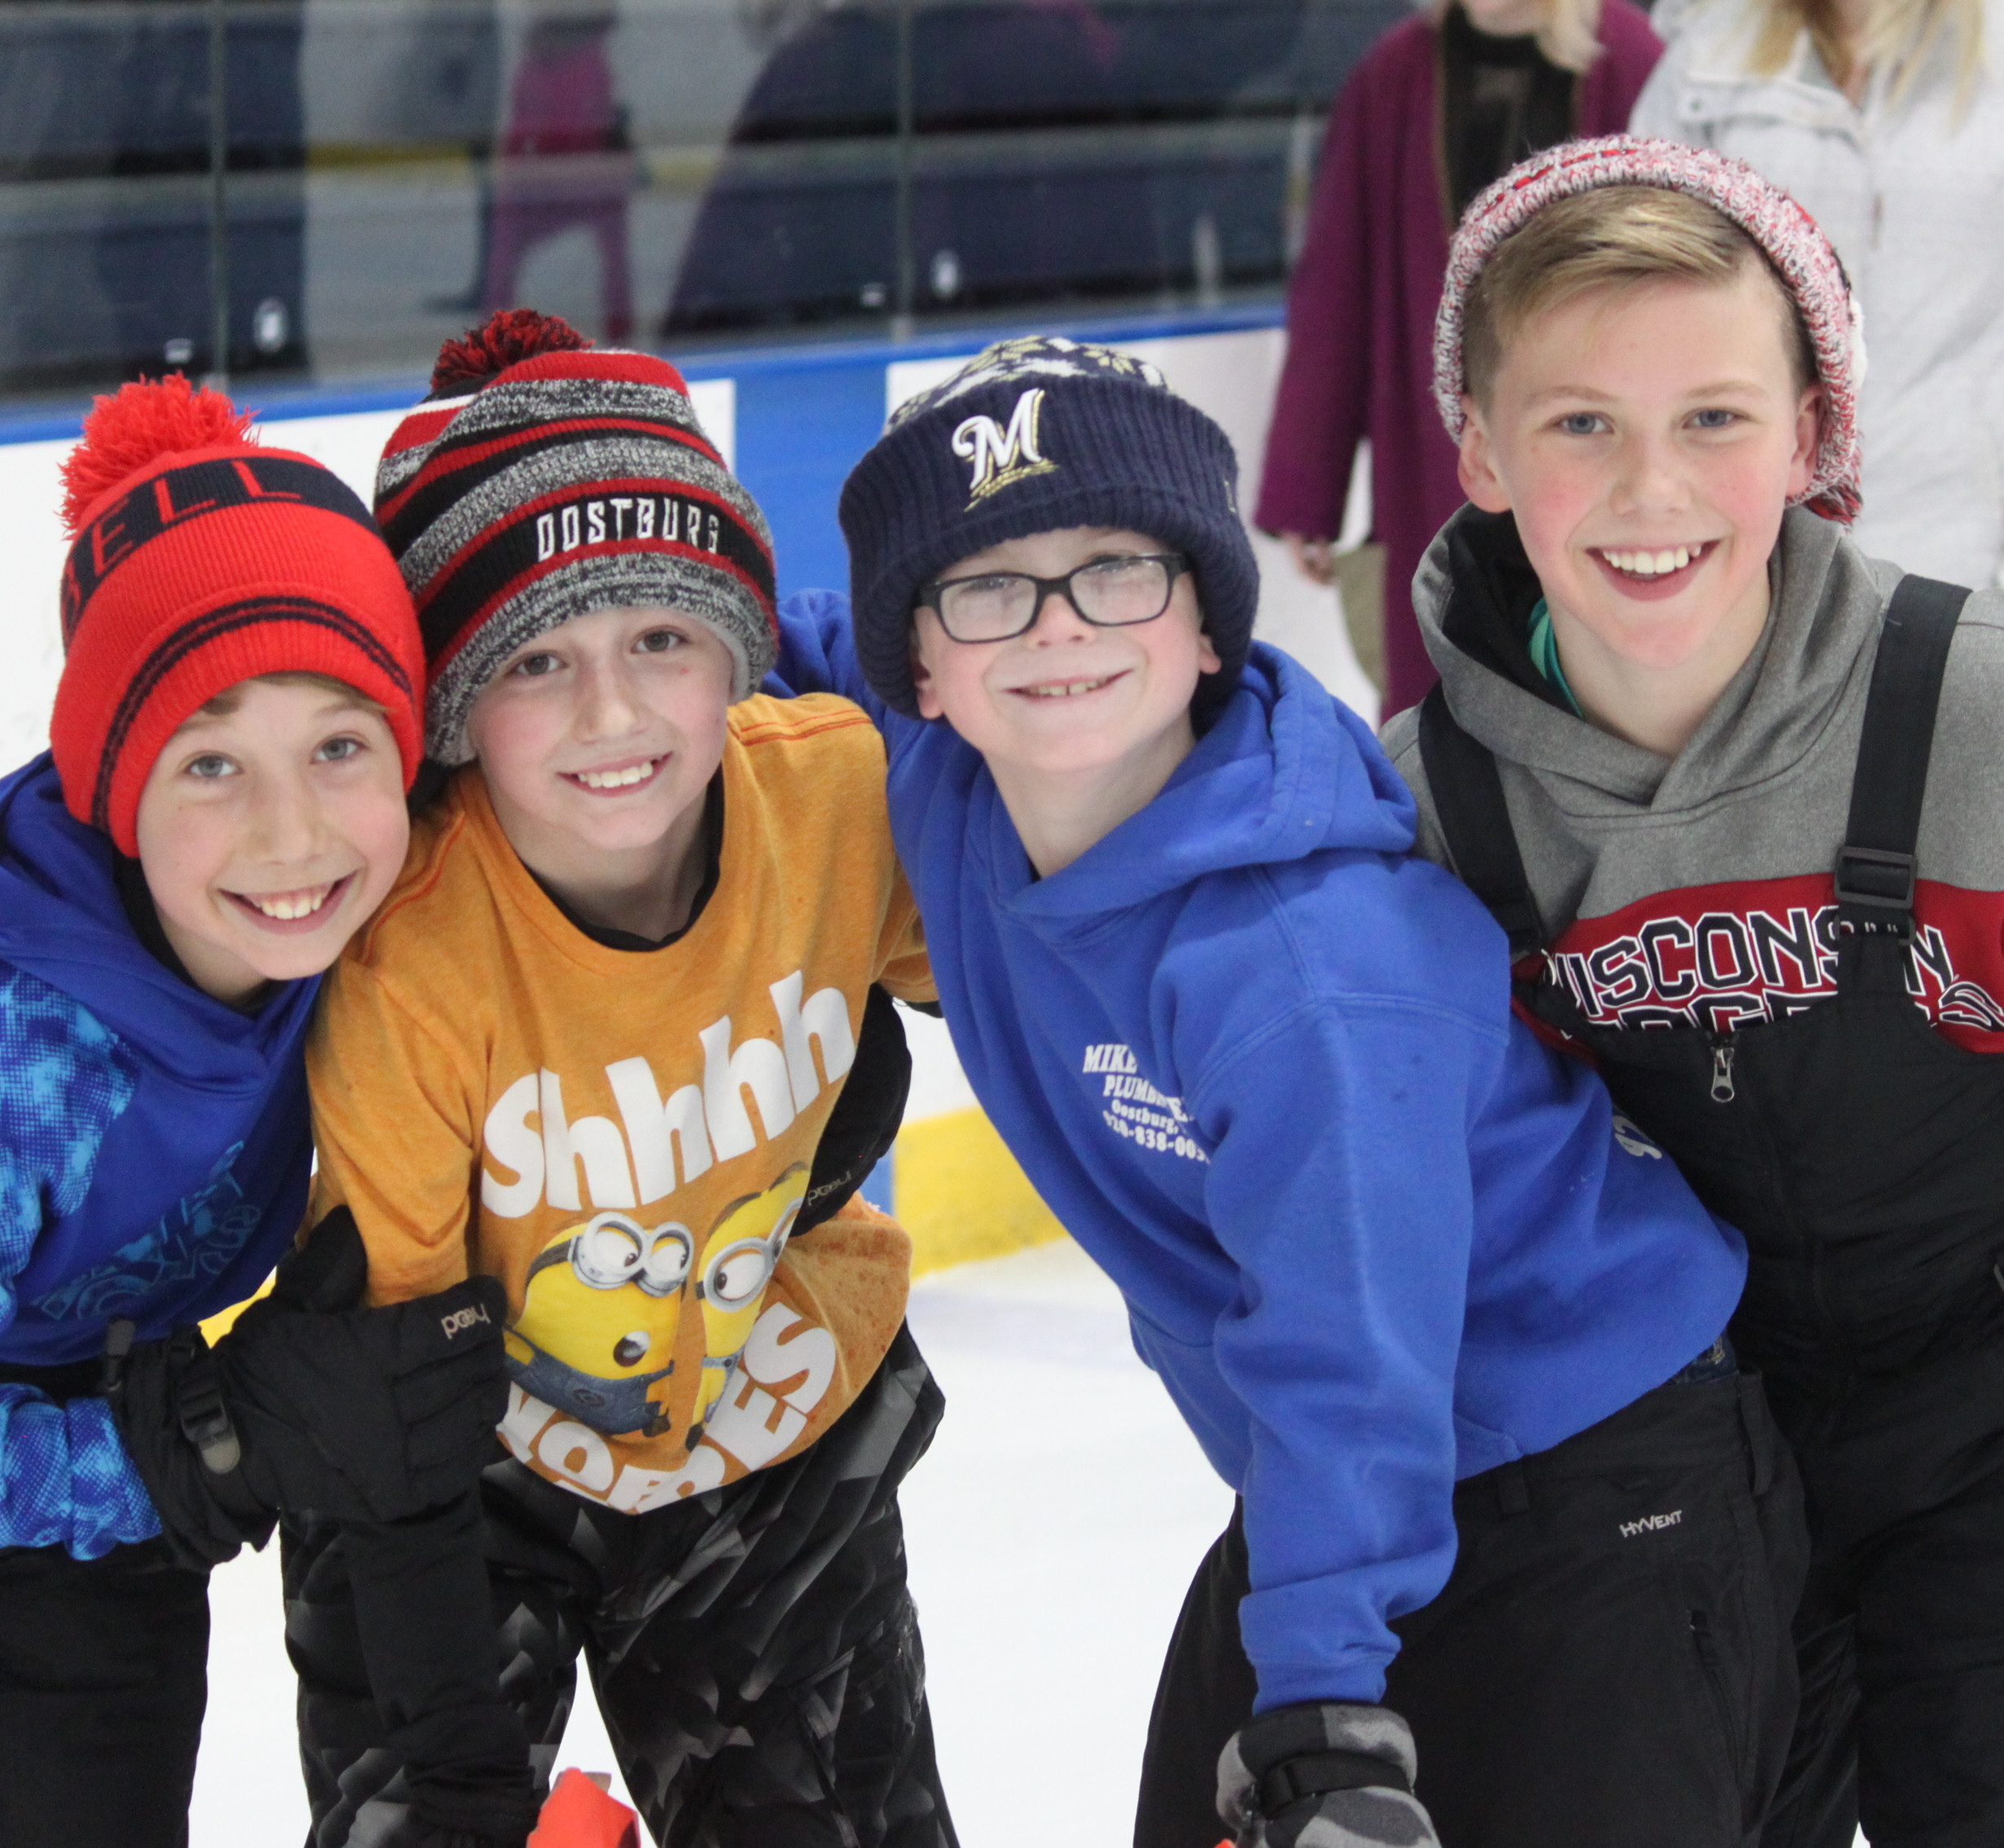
1435;135;1866;522
54;376;424;856
376;310;777;766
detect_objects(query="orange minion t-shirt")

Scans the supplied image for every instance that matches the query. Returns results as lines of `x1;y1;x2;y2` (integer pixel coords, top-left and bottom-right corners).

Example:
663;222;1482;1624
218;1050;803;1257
306;693;933;1515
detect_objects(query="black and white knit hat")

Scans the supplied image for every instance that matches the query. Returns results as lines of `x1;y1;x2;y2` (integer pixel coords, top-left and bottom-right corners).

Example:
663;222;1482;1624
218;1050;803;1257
839;336;1259;718
376;311;776;765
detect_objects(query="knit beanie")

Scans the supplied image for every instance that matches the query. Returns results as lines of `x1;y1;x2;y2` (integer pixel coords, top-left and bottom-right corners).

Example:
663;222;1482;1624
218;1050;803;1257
54;376;426;856
375;310;777;766
839;336;1258;718
1434;134;1866;522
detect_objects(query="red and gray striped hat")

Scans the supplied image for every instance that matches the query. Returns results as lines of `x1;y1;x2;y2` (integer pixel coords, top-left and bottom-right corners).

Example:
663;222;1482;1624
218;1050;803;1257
1433;135;1866;523
376;310;777;765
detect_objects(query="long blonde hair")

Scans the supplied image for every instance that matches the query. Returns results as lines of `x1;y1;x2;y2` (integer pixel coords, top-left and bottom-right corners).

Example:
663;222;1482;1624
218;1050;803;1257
1439;0;1606;75
1747;0;1984;100
1540;0;1608;73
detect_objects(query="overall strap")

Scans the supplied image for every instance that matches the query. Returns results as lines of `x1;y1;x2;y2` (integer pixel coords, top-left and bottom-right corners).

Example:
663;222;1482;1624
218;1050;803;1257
1417;685;1545;957
1834;575;1971;943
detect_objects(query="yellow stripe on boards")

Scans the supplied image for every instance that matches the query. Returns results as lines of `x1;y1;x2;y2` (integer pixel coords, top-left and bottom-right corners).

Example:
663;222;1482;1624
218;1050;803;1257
897;1106;1066;1278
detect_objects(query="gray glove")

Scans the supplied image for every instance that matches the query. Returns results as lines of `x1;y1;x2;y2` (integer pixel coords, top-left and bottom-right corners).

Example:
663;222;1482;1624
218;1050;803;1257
1217;1701;1439;1848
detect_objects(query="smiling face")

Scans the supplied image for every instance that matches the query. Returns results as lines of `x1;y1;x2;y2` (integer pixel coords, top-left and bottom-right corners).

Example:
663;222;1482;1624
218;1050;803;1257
1457;266;1821;704
464;602;736;906
134;675;410;1006
910;525;1221;785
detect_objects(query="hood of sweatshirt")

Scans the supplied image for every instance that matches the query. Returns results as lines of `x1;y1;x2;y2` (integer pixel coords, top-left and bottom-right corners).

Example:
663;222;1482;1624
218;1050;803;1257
1409;504;1901;818
1000;640;1419;919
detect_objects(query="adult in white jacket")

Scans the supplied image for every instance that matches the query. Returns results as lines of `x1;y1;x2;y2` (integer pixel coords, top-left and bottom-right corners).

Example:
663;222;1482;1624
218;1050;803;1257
1634;0;2004;588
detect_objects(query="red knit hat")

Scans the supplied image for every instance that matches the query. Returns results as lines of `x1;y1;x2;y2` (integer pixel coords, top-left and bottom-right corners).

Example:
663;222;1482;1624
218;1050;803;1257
54;376;427;855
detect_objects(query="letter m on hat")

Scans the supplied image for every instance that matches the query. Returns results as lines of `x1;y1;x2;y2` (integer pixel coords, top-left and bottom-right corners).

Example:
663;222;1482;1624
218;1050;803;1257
952;388;1058;507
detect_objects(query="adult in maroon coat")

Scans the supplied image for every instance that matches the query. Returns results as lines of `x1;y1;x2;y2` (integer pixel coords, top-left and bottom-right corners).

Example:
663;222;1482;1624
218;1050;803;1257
1255;0;1662;719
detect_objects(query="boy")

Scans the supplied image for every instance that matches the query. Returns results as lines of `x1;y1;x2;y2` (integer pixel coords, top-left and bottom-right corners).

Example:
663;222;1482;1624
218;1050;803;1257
290;314;953;1848
1388;135;2004;1846
770;335;1802;1848
0;376;506;1848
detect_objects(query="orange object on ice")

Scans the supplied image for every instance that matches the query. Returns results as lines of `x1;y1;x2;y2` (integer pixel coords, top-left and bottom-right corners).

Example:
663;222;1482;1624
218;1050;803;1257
527;1768;639;1848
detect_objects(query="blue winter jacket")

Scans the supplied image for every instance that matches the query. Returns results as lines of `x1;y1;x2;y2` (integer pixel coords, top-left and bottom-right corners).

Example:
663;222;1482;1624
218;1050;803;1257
771;593;1748;1709
0;755;320;1560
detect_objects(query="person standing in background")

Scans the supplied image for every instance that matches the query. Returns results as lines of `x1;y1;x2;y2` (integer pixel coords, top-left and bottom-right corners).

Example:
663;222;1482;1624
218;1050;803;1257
1256;0;1660;719
1634;0;2004;589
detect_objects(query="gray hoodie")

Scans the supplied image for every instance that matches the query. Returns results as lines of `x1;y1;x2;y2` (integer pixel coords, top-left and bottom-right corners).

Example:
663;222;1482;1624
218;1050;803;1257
1382;506;2004;1045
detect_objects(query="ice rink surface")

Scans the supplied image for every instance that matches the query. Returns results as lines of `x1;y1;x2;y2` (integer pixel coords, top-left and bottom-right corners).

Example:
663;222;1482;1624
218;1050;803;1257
190;1237;1237;1846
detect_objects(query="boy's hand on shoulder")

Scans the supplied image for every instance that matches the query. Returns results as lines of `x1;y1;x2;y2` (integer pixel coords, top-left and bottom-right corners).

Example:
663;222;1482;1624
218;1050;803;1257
105;1208;510;1565
1217;1701;1439;1848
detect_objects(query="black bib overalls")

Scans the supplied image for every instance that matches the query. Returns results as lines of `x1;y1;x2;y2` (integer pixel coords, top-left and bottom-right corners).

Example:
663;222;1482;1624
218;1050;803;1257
1420;577;2004;1848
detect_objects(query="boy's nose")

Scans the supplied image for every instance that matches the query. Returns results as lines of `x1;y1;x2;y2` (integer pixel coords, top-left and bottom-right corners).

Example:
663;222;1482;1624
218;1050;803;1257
1611;434;1691;515
575;656;647;736
244;769;327;863
1023;587;1096;642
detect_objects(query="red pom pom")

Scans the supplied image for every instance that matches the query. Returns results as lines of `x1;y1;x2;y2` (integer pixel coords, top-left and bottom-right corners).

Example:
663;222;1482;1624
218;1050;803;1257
430;308;593;397
61;375;255;535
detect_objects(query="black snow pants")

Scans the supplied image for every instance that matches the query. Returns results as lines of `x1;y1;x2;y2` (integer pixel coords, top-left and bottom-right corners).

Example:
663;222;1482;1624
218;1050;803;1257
285;1325;956;1848
0;1536;210;1848
1414;574;2004;1846
1135;1366;1806;1848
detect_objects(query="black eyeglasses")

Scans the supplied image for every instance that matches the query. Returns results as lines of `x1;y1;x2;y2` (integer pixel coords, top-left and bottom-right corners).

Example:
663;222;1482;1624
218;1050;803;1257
916;552;1189;644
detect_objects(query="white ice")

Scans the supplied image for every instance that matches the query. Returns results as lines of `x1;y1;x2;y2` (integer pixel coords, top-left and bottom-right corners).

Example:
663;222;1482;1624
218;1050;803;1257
190;1236;1237;1846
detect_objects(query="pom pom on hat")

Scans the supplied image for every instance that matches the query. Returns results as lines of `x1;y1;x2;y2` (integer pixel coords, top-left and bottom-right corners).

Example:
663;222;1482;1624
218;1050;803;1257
1432;135;1864;523
52;376;426;852
60;375;255;535
428;306;593;398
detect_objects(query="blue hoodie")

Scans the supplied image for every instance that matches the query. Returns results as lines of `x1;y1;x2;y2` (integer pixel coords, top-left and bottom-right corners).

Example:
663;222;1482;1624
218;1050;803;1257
771;592;1747;1709
0;755;321;1560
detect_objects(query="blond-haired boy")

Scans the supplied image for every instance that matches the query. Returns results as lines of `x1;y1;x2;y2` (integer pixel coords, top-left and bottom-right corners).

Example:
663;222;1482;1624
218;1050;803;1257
1389;134;2004;1846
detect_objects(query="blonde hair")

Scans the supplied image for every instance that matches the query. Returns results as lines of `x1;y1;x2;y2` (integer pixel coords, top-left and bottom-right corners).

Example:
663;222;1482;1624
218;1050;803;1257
1440;0;1606;74
1746;0;1983;101
1463;184;1817;403
196;670;388;721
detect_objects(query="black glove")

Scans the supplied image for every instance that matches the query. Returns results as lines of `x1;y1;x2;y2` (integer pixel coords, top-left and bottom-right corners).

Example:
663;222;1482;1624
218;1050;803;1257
1217;1701;1439;1848
106;1209;511;1567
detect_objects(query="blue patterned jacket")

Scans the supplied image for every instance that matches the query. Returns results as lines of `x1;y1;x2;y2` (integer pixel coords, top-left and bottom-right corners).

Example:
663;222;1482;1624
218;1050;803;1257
0;755;320;1559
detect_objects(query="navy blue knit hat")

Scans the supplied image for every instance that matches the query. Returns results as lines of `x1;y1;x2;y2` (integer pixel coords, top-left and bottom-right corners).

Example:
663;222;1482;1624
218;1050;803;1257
839;337;1258;717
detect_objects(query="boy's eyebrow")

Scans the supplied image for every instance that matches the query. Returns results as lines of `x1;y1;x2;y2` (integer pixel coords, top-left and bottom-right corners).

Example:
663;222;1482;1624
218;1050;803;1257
1522;377;1776;408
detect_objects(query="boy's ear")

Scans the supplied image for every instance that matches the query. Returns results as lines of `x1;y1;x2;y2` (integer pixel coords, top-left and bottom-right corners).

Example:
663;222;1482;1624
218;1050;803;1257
1786;383;1823;504
910;620;947;722
1457;398;1513;514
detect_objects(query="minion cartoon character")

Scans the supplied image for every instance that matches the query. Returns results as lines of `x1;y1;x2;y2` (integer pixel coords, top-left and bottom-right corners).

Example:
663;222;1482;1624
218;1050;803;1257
506;1212;693;1437
689;1164;808;1441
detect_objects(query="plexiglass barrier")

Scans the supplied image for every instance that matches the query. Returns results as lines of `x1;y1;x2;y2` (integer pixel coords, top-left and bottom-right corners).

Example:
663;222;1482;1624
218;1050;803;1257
0;0;1402;398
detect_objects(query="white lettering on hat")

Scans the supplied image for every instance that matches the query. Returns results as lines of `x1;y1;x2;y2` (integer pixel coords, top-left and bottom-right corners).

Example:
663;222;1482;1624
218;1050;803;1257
560;505;581;551
535;512;556;561
610;497;633;538
953;387;1057;507
637;499;656;540
705;510;719;552
661;499;679;543
587;500;606;544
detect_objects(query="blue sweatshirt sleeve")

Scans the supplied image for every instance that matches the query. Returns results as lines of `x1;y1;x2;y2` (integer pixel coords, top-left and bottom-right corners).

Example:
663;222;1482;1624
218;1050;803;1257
767;590;933;761
1192;995;1505;1711
0;970;162;1560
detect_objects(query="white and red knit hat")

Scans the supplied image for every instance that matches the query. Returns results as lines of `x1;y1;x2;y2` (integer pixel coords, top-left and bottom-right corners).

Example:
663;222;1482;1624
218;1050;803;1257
1433;134;1866;523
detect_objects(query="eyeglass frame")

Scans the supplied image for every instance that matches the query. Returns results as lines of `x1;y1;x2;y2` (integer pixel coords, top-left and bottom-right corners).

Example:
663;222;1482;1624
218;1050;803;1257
913;551;1192;644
